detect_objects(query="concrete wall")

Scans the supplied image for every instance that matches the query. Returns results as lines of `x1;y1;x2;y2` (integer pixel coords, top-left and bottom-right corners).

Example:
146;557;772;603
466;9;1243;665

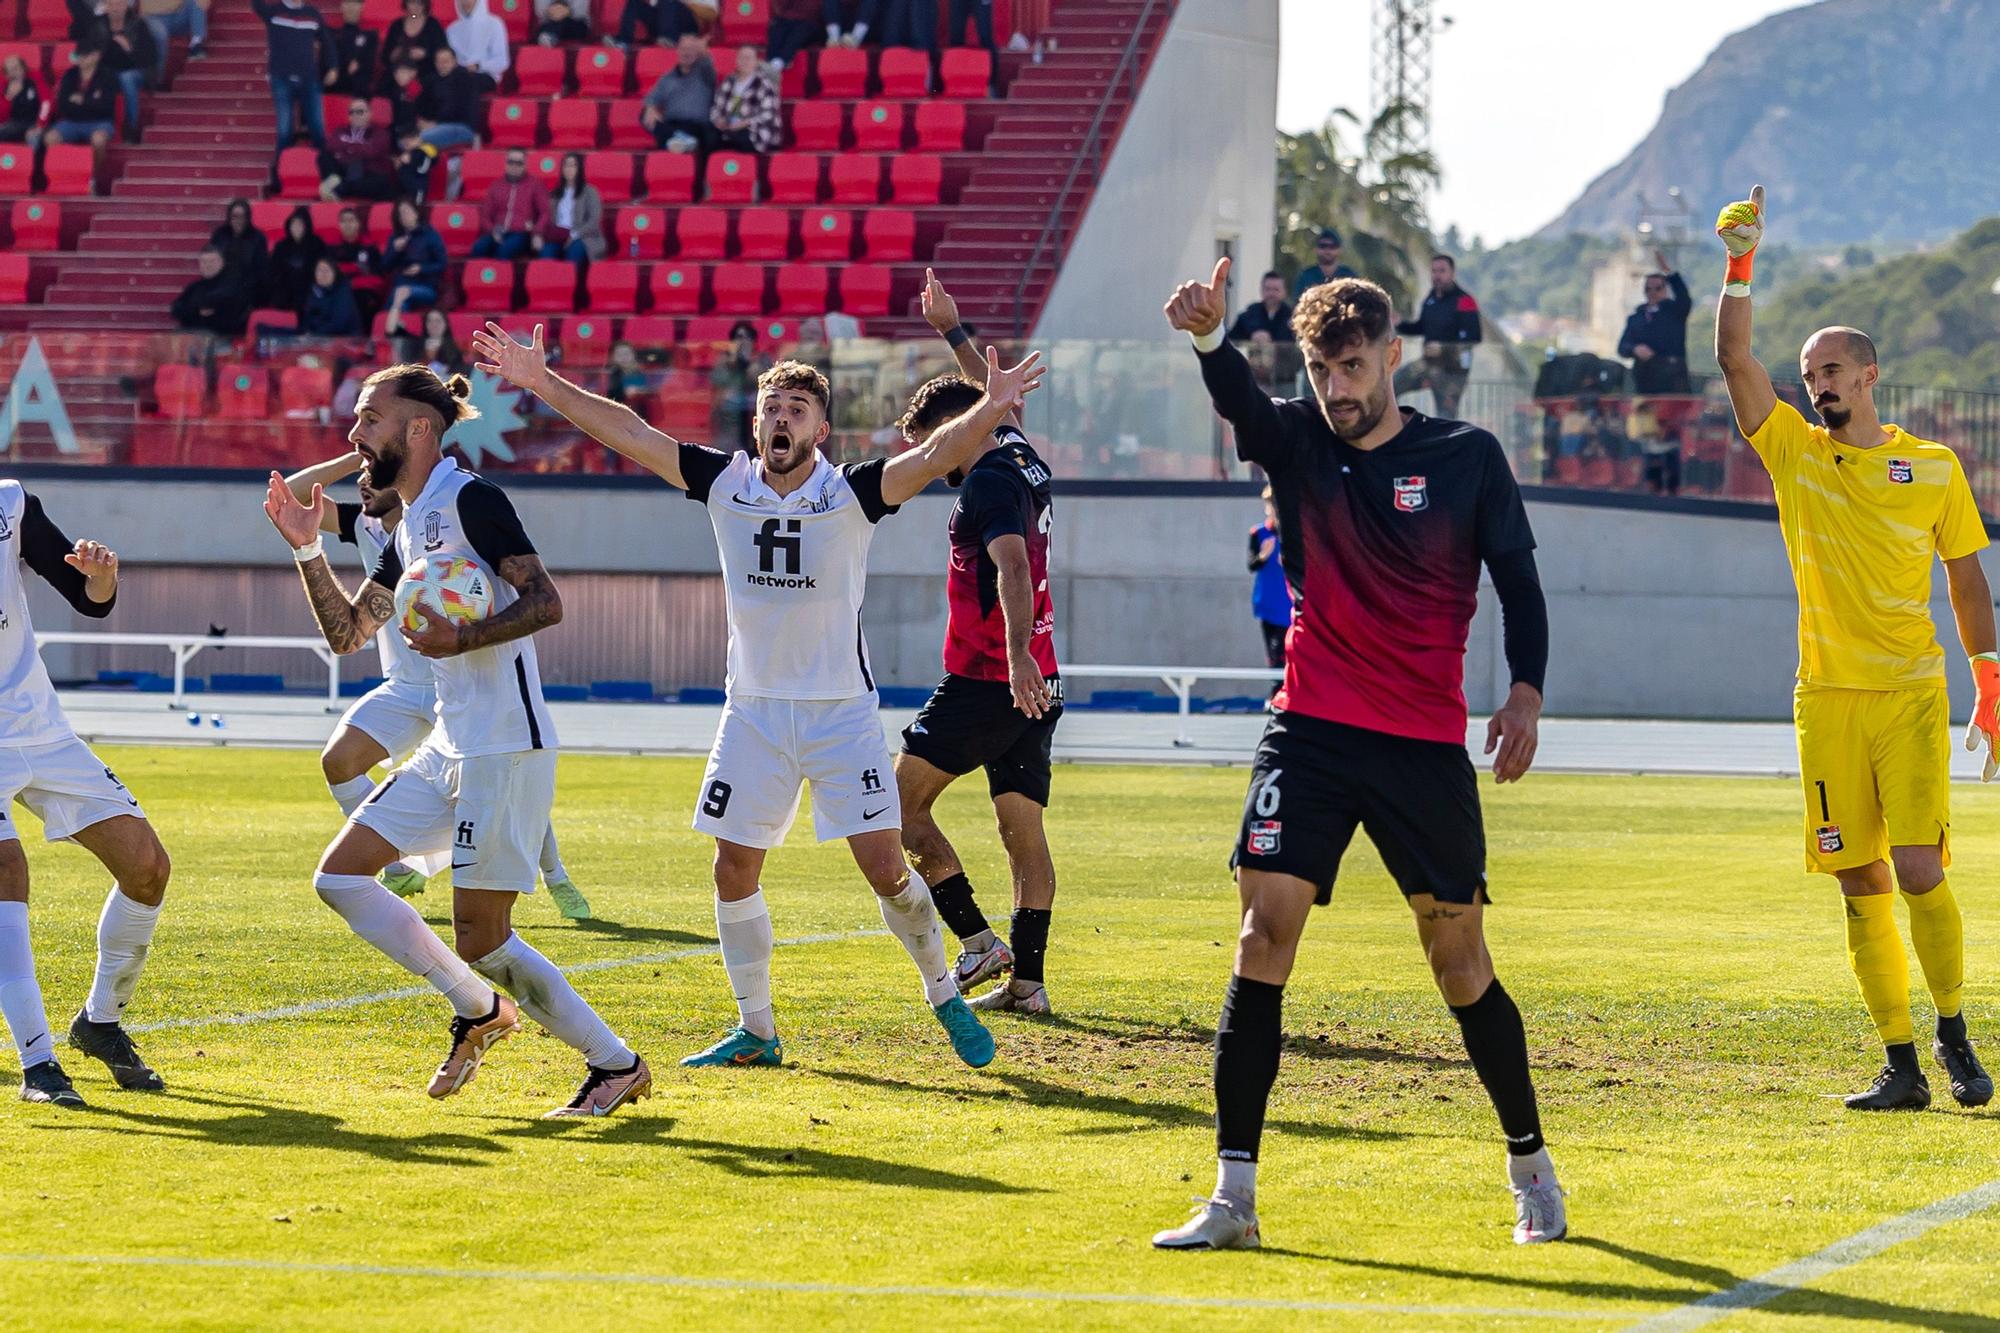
1031;0;1281;343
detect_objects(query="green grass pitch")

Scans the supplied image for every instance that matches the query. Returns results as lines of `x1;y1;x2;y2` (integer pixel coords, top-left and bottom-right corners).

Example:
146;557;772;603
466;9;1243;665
1;746;1998;1329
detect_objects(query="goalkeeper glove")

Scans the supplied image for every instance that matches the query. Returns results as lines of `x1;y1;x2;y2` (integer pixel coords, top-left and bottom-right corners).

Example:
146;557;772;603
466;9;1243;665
1715;183;1764;297
1966;651;2000;782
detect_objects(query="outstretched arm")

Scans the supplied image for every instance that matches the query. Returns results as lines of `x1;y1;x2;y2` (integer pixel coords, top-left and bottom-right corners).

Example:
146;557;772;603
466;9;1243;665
283;451;365;536
878;347;1045;506
470;322;689;488
20;495;116;617
263;472;393;655
1714;184;1777;438
921;268;1017;428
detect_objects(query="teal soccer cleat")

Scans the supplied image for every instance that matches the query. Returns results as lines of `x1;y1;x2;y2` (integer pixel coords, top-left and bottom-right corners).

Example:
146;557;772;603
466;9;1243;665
680;1026;784;1068
933;995;995;1069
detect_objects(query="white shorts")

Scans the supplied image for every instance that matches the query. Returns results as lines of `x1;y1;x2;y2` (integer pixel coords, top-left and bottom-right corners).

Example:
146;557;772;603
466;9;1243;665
337;677;437;760
693;693;900;849
0;736;146;844
352;739;555;893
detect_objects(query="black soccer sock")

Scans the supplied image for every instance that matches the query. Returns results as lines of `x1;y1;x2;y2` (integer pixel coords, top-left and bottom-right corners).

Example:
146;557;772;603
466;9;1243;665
927;872;990;943
1214;974;1285;1163
1938;1011;1969;1046
1887;1040;1922;1075
1449;977;1545;1157
1009;907;1051;984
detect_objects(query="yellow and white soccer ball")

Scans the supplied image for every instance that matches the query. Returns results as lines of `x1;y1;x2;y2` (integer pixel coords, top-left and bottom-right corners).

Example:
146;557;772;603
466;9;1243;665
395;554;494;633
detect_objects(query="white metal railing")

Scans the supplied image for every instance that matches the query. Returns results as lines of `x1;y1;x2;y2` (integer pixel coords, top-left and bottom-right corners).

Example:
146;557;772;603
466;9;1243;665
38;632;342;709
1060;664;1281;746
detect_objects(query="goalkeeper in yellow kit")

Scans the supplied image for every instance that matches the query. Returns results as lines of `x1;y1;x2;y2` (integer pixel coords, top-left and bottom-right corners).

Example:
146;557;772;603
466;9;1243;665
1715;184;1998;1111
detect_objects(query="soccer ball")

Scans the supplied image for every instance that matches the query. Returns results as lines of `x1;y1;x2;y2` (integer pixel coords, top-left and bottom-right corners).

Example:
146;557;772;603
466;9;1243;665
395;554;494;633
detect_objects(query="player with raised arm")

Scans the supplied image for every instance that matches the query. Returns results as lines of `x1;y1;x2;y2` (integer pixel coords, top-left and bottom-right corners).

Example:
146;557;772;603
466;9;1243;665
1714;185;1994;1113
264;366;649;1119
282;451;593;919
893;270;1063;1015
1151;258;1563;1250
471;320;1044;1071
0;492;174;1107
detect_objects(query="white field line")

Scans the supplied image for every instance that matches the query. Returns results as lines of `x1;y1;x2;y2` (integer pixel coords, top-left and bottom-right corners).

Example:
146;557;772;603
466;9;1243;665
0;1251;1632;1321
1628;1178;2000;1330
126;930;888;1035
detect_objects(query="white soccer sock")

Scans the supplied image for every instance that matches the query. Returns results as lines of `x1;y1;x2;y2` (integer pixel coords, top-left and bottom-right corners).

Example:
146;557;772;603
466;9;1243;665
538;824;568;883
716;890;776;1040
0;900;53;1068
1508;1145;1556;1189
312;873;493;1018
473;933;633;1069
84;886;162;1024
877;868;956;1007
1216;1157;1257;1208
327;774;375;818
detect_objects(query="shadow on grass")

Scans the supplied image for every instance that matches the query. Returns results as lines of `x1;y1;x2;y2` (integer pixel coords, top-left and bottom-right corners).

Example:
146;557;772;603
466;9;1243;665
1036;1011;1467;1070
561;918;713;948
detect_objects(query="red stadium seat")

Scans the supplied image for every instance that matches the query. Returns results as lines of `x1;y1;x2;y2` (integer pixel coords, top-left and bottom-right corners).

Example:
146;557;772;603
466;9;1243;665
247;307;298;334
861;208;915;260
613;205;669;257
912;100;966;151
774;263;829;316
250;200;291;234
681;314;744;366
573;46;628;97
838;263;892;317
633;46;675;88
584;150;638;204
431;202;482;251
362;0;399;26
827;154;882;204
457;149;507;197
24;0;71;37
851;100;905;152
526;149;565;191
559;316;613;366
585;259;644;312
780;57;806;99
877;48;928;98
606;98;654;150
547;98;603;149
41;145;94;195
308;201;351;235
0;146;31;195
279;364;335;416
799;208;852;261
708;48;742;78
815;47;868;98
736;207;791;260
718;0;767;45
889;153;942;204
512;44;567;96
674;207;730;260
648;262;703;314
524;258;579;311
764;152;821;204
486;97;541;147
492;0;534;41
621;314;679;355
216;368;270;420
705;152;758;203
788;102;843;152
940;49;991;98
460;260;516;312
639;151;697;201
153;364;205;417
9;200;58;250
277;146;321;197
655;372;712;437
0;253;25;302
711;262;766;314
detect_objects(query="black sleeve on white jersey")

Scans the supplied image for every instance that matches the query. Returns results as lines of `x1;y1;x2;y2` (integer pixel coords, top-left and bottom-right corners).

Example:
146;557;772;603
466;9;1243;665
841;458;901;523
959;468;1027;551
20;492;113;617
678;441;734;503
1473;433;1537;559
366;536;405;590
334;500;361;546
456;478;539;571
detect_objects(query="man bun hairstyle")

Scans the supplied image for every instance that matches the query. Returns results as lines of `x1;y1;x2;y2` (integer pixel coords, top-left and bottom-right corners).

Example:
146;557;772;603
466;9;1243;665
757;359;831;415
1292;277;1394;354
898;372;982;439
363;362;481;429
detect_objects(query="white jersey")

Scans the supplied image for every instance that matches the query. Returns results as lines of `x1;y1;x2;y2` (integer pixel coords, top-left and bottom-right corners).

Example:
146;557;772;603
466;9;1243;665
365;457;558;758
678;445;899;700
337;504;433;688
0;481;95;748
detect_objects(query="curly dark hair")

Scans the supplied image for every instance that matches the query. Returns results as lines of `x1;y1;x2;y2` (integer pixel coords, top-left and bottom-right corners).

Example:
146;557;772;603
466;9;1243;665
896;372;983;440
1291;277;1394;353
756;359;830;414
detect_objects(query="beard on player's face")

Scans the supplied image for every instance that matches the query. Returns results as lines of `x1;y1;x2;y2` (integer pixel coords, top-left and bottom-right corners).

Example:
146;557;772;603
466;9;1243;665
1814;398;1852;430
1316;373;1392;441
755;400;823;475
359;475;401;518
358;427;412;491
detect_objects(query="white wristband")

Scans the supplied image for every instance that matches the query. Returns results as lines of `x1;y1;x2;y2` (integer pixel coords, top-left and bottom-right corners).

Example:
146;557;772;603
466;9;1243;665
1722;280;1752;300
291;537;324;563
1190;324;1226;354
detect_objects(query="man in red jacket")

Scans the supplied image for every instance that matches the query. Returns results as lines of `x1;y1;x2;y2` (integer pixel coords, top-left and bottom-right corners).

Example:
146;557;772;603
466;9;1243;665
317;97;396;200
470;149;550;260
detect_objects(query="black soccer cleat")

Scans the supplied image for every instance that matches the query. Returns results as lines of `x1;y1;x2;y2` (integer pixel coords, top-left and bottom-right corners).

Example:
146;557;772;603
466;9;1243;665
68;1009;165;1091
19;1059;85;1107
1844;1061;1931;1111
1933;1038;1994;1108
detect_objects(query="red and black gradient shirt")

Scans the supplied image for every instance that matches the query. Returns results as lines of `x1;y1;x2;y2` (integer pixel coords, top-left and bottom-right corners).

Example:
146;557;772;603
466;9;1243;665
943;426;1057;682
1197;339;1546;745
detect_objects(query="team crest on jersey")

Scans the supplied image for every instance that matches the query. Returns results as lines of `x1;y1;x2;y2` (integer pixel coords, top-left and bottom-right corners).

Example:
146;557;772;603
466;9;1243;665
1247;820;1281;855
423;511;443;551
1393;476;1429;512
1887;459;1913;484
1817;823;1844;854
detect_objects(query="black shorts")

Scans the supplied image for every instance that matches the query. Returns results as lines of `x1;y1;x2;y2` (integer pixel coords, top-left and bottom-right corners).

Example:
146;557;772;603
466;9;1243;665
1231;710;1487;906
900;673;1062;806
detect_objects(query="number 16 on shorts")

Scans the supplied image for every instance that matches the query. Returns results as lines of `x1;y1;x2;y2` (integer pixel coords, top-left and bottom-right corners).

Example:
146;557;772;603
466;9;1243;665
1246;767;1281;854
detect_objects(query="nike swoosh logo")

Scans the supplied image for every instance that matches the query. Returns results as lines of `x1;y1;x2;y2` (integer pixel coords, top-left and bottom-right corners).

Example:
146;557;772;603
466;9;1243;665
451;861;476;870
730;491;767;507
862;807;888;820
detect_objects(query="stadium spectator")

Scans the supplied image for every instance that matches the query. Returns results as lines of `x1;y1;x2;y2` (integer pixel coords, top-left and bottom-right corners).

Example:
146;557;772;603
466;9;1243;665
209;197;271;292
329;205;387;321
0;56;41;141
470;148;550;258
603;338;646;405
322;0;378;96
945;0;994;51
766;0;823;69
445;0;508;93
1393;254;1482;419
640;32;716;154
1228;271;1294;343
709;320;769;451
1247;485;1288;701
877;0;938;57
532;0;588;44
534;0;588;21
824;0;877;46
269;206;331;311
254;0;330;156
413;44;482;150
541;151;604;263
1291;226;1356;300
30;44;119;159
318;97;397;199
301;256;363;335
381;197;446;321
392;305;463;376
384;55;424;136
170;245;249;337
1619;248;1693;395
377;0;446;91
79;0;156;144
609;0;696;50
145;0;210;71
710;45;780;154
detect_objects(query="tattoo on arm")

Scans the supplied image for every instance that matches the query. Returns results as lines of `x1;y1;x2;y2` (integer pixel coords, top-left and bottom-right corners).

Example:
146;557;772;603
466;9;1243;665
298;555;391;655
455;553;562;652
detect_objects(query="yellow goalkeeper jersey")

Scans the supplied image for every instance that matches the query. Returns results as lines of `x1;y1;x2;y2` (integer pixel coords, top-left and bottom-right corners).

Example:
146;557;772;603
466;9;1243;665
1748;399;1988;689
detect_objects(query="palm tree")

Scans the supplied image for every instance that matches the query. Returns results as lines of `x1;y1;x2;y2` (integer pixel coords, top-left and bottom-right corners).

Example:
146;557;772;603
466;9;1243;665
1274;105;1439;309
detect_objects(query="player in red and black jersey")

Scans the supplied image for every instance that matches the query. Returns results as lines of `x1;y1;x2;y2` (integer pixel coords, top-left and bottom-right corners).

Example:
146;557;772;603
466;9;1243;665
1151;259;1565;1252
895;271;1063;1016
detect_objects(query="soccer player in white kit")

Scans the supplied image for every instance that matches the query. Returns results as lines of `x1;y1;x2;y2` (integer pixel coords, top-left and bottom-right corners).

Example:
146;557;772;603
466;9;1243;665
0;486;175;1108
264;364;649;1119
282;451;593;919
472;320;1044;1070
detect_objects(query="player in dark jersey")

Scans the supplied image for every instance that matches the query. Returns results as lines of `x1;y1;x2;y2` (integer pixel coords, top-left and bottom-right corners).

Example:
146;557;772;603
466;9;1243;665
1151;258;1565;1251
895;273;1063;1014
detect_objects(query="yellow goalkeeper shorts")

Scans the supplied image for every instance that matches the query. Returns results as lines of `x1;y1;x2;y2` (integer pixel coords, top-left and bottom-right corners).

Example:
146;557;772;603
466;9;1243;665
1793;684;1951;874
